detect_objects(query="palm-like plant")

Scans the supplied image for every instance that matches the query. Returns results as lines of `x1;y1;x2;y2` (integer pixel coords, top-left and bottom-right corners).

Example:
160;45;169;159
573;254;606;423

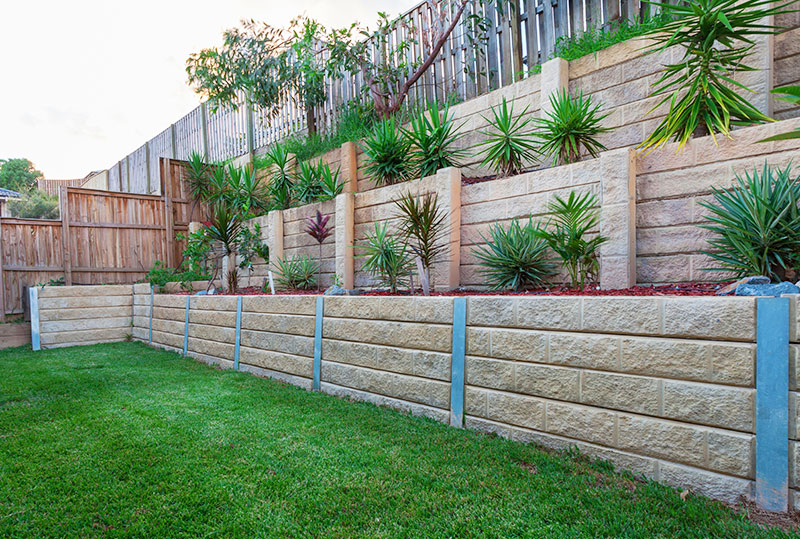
356;222;412;293
640;0;795;153
473;218;555;291
292;161;322;205
318;163;344;200
538;192;607;290
304;210;333;291
535;90;610;165
699;163;800;281
184;151;212;202
405;102;465;178
204;201;244;291
226;164;267;215
758;86;800;143
476;98;539;177
361;115;414;186
394;191;448;291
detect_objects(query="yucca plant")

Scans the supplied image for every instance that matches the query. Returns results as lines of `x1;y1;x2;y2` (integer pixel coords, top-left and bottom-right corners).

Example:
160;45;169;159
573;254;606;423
361;115;414;186
639;0;795;153
262;144;294;209
394;191;448;292
356;222;412;293
538;191;607;290
273;254;319;290
405;101;466;178
184;151;212;202
204;201;244;292
535;90;611;166
476;98;539;177
758;86;800;143
473;218;555;291
304;210;333;291
206;165;230;205
699;163;800;281
318;163;344;200
292;161;322;205
226;164;267;216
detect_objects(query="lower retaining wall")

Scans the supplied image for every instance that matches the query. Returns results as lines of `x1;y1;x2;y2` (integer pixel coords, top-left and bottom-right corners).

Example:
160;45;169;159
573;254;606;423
34;284;798;511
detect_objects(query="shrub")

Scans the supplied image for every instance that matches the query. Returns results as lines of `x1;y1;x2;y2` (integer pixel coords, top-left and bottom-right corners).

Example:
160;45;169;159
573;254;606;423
273;254;319;290
226;164;268;215
304;210;333;291
476;97;539;177
184;151;212;203
473;218;554;291
8;190;59;219
318;163;344;200
639;0;794;153
292;161;323;205
361;115;414;186
538;191;607;290
394;191;448;290
535;90;610;166
405;102;465;178
145;260;210;291
356;222;412;293
699;163;800;281
260;144;294;210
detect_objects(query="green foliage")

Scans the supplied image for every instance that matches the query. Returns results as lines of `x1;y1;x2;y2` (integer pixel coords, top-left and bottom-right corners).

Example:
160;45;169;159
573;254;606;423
205;201;243;257
145;260;210;291
535;90;610;165
699;163;800;281
362;115;414;186
184;151;212;202
405;102;465;178
473;218;554;291
758;86;800;142
476;97;539;177
356;222;412;293
552;14;670;62
292;161;323;205
394;191;448;278
538;192;607;290
0;158;43;193
7;189;59;219
318;163;344;201
237;224;270;272
177;227;214;276
639;0;795;153
258;144;294;210
225;164;267;215
273;254;319;290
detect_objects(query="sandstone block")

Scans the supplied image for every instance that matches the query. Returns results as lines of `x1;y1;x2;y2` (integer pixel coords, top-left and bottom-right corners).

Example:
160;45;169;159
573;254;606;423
550;333;620;371
545;401;616;446
490;328;547;363
662;380;754;432
581;372;660;416
515;364;580;401
582;297;661;335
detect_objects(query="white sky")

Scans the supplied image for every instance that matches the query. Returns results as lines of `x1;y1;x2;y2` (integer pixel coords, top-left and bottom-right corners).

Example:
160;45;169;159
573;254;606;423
0;0;404;179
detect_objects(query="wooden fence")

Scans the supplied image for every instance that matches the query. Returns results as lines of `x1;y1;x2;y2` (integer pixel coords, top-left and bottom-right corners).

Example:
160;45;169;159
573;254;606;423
106;0;664;195
0;159;203;319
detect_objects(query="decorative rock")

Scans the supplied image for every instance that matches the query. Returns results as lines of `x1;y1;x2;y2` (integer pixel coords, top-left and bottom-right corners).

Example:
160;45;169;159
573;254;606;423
716;276;770;295
324;286;361;296
735;281;799;297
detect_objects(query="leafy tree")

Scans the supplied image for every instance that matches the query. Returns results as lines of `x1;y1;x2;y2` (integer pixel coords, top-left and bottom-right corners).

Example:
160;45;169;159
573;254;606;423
8;189;59;219
187;17;327;135
0;159;43;193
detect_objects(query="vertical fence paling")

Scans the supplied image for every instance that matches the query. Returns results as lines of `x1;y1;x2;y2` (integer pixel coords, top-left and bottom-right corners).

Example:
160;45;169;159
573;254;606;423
106;0;642;192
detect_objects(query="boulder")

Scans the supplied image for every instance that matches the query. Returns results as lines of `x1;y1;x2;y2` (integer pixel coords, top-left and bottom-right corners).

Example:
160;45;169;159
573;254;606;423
734;281;800;297
716;276;771;295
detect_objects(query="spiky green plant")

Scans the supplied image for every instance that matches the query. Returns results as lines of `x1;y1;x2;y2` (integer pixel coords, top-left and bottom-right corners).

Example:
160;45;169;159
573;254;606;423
361;115;414;186
639;0;796;153
356;222;412;293
204;201;245;291
405;101;466;178
535;90;611;166
538;191;607;290
476;98;539;177
226;164;267;215
394;191;448;289
473;218;555;291
184;151;212;202
318;163;344;200
292;161;322;205
261;143;294;209
758;86;800;143
699;163;800;281
273;254;319;290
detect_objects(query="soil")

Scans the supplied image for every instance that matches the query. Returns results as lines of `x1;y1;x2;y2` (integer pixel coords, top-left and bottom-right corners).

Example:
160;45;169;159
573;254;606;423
175;282;729;297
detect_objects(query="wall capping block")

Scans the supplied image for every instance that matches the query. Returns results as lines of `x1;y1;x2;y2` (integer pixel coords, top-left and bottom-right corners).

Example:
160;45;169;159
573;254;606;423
29;286;40;351
755;296;790;512
450;297;467;427
313;296;323;391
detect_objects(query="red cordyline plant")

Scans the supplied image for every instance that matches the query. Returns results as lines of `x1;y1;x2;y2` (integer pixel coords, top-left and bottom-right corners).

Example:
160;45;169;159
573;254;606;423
304;210;333;290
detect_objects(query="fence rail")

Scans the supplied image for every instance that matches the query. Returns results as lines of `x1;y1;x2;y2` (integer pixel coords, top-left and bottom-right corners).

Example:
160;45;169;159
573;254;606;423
105;0;659;195
0;159;204;318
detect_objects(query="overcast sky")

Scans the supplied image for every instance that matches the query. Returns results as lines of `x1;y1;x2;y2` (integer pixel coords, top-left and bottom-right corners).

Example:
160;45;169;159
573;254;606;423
0;0;403;179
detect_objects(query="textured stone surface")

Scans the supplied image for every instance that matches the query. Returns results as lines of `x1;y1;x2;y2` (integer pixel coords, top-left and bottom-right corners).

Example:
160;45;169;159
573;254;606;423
489;328;547;362
617;415;705;468
515;297;581;330
516;364;580;400
716;276;770;296
662;298;756;341
549;333;619;371
545;402;616;446
581;372;660;416
583;298;661;335
735;281;800;297
662;381;754;432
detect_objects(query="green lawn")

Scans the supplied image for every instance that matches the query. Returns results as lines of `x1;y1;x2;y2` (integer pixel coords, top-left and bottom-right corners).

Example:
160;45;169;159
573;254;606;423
0;342;794;538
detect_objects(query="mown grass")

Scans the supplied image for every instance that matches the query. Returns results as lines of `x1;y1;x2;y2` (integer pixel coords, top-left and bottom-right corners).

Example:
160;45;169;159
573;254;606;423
0;342;794;538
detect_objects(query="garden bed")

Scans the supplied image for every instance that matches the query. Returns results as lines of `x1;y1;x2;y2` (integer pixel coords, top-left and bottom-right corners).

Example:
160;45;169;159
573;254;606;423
174;282;727;297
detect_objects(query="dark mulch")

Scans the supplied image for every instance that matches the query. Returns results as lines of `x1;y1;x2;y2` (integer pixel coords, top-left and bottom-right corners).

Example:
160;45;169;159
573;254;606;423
175;282;729;297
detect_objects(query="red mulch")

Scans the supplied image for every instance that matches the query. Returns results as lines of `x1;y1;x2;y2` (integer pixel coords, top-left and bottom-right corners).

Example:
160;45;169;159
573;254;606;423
175;282;728;297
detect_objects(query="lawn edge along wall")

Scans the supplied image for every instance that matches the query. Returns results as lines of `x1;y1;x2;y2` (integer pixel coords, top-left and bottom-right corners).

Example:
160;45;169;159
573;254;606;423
29;283;797;512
